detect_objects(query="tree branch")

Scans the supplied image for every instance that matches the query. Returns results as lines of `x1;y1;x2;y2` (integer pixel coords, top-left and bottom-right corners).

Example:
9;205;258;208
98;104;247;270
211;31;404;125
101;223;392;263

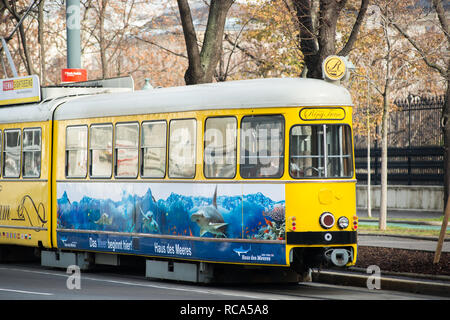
177;0;203;84
392;22;446;76
432;0;450;43
133;35;187;59
338;0;369;56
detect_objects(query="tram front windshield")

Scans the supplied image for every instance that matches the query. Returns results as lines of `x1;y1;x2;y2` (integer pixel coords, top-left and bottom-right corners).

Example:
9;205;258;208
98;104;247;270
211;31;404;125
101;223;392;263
290;124;353;179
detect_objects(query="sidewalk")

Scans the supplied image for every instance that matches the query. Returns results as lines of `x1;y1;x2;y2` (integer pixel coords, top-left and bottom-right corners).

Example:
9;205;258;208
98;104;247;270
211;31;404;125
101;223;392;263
357;208;443;220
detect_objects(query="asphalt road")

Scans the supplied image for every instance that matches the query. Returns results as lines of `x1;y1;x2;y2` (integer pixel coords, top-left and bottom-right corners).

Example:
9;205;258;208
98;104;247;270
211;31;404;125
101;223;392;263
0;262;445;301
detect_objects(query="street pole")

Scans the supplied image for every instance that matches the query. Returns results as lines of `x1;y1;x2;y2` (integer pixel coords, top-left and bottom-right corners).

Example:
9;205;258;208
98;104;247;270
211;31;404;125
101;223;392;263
66;0;81;69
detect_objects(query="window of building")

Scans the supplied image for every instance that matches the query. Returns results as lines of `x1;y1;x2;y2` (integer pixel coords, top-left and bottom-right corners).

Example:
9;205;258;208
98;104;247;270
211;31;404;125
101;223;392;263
169;119;196;178
89;124;113;178
3;129;21;178
204;117;237;178
289;124;353;178
240;115;284;178
115;122;139;178
66;125;88;178
141;121;167;178
23;128;41;178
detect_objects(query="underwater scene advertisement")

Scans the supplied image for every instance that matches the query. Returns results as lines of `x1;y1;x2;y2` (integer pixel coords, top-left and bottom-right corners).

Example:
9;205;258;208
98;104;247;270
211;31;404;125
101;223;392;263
56;182;286;265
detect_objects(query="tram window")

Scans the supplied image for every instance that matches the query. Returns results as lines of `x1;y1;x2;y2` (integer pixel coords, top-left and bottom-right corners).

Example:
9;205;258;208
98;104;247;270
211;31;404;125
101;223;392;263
327;125;353;177
0;130;2;178
89;124;113;178
204;117;237;178
240;115;284;178
169;119;196;178
3;129;21;178
289;124;353;178
115;122;139;178
23;128;41;178
141;121;166;178
66;125;88;178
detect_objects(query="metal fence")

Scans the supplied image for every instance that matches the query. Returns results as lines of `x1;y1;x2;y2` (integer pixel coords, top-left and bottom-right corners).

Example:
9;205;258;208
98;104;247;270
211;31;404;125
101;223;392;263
354;95;445;185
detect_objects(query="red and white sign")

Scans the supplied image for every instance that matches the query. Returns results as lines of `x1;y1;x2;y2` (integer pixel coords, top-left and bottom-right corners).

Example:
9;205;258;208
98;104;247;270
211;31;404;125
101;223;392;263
61;68;87;82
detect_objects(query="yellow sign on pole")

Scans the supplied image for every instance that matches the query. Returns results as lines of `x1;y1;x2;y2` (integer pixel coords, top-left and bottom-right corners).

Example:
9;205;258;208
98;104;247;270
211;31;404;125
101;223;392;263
323;56;347;81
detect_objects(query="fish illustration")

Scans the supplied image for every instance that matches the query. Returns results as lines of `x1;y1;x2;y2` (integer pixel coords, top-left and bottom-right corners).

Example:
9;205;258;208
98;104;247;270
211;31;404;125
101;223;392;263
262;204;285;222
190;186;227;237
233;246;251;257
263;217;273;227
94;213;113;226
140;207;159;233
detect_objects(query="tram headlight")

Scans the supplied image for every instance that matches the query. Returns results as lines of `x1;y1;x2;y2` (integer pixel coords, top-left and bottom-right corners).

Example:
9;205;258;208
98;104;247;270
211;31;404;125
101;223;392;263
337;216;349;229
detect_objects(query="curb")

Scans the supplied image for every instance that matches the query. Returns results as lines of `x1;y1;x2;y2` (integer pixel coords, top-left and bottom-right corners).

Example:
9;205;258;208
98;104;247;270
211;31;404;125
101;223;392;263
349;266;450;282
359;218;444;226
311;268;450;298
358;231;450;242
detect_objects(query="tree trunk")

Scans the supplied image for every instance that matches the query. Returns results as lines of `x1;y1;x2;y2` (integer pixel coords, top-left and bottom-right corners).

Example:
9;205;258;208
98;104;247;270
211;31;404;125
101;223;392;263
316;0;341;76
38;0;46;84
177;0;233;85
379;90;389;231
99;0;108;79
177;0;203;84
292;0;348;79
292;0;319;78
199;0;232;83
378;3;393;231
443;77;450;206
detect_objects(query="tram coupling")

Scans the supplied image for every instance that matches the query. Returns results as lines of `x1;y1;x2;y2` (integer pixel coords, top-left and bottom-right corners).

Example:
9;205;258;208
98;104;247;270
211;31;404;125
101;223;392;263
324;247;353;267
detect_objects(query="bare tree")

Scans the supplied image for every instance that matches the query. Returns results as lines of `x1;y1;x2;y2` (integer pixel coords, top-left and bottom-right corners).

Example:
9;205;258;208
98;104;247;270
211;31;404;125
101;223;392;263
177;0;234;84
82;0;137;79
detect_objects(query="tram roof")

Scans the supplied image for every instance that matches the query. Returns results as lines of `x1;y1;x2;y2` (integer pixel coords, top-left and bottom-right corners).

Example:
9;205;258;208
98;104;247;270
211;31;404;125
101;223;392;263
0;96;70;124
0;78;353;123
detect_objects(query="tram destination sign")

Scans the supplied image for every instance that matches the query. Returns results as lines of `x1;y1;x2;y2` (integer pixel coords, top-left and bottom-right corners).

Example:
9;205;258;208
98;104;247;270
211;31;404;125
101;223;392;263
300;107;346;121
0;75;41;106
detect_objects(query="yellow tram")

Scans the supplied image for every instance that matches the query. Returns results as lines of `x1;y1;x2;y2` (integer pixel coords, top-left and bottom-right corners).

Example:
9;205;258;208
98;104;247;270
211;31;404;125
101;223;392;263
0;76;357;281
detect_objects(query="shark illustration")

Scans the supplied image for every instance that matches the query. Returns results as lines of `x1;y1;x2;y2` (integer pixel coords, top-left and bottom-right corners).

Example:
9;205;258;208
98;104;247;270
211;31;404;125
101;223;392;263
233;246;251;257
190;186;227;237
